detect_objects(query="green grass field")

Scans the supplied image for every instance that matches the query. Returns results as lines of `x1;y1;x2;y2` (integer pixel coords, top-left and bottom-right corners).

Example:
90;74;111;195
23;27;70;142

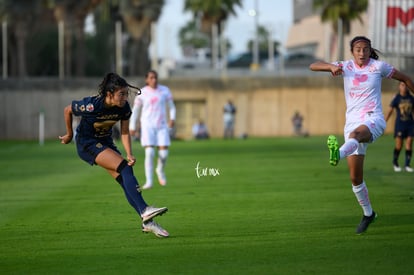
1;135;414;274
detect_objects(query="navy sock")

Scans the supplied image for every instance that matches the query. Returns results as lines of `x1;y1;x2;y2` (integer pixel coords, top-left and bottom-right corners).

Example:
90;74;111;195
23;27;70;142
406;150;412;167
393;148;401;166
115;175;142;215
116;163;148;214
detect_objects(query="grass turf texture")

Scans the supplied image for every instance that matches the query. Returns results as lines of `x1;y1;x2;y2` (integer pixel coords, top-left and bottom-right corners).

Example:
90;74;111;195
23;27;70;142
1;135;413;274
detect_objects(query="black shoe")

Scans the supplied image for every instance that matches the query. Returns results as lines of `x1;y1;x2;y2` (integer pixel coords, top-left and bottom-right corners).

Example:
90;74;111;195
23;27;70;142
356;211;377;234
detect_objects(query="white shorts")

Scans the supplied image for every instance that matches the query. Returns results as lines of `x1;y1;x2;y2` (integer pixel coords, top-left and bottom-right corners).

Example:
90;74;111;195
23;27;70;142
140;125;171;147
344;116;386;155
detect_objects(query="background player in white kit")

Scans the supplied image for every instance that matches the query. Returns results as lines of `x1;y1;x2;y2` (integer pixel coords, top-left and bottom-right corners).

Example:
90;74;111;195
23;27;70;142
129;70;176;190
310;36;414;234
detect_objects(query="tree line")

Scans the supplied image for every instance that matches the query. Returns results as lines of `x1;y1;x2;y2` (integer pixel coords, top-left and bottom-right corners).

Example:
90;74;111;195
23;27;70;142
0;0;368;78
0;0;245;78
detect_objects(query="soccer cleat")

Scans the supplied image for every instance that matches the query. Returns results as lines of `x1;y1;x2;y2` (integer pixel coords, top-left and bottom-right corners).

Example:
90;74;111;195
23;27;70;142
142;182;153;190
405;166;414;172
327;135;340;166
156;167;167;186
393;165;402;172
142;220;169;238
141;206;168;223
356;211;377;234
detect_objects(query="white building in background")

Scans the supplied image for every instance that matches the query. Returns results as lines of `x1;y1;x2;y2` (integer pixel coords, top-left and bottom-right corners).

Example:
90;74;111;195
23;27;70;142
286;0;414;71
369;0;414;69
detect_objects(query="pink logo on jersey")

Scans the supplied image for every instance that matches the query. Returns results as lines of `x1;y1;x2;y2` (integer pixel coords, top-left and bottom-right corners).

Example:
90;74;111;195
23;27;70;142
368;64;377;72
360;101;376;120
150;96;158;105
353;74;368;86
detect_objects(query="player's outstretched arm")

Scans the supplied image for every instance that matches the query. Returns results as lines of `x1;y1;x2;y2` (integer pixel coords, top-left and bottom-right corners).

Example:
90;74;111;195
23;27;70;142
309;61;343;76
391;70;414;96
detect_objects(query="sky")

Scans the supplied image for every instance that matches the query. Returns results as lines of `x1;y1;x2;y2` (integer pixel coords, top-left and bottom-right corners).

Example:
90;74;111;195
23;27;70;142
154;0;293;60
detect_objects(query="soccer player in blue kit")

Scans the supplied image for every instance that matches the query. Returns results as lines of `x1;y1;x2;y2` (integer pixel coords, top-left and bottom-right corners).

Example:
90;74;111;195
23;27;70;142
59;73;169;238
385;81;414;172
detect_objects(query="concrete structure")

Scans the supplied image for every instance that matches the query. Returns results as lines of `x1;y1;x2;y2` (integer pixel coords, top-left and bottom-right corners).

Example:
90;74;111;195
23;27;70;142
0;77;399;140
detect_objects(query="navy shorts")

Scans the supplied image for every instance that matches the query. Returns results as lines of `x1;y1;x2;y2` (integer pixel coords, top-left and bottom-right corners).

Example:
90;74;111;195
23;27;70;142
394;124;414;139
76;136;120;165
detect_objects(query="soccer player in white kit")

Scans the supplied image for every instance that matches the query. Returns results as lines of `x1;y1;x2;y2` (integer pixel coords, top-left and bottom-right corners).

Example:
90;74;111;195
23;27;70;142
310;36;414;234
129;70;176;190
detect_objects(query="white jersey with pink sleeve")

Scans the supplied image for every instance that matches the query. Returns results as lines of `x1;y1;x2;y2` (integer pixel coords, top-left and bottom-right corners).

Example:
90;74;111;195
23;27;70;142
333;58;395;124
131;84;176;129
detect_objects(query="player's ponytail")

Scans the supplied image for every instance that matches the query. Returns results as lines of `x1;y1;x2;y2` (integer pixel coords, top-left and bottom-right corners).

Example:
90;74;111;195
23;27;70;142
370;48;380;60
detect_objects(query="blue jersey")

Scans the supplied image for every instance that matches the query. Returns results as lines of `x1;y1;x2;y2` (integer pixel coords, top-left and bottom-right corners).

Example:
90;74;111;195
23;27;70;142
390;93;414;128
72;96;132;139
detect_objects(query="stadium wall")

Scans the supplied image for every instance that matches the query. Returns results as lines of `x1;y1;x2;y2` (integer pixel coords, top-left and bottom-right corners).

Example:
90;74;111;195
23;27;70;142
0;77;398;140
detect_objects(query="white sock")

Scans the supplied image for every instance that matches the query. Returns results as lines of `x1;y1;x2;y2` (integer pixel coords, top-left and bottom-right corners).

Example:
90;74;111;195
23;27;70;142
145;147;155;185
352;182;373;216
339;138;359;159
157;149;169;171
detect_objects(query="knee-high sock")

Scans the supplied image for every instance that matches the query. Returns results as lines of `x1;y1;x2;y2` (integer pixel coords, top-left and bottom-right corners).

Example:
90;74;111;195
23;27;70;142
393;148;401;165
116;175;142;215
405;150;412;167
352;182;373;216
157;149;169;171
339;138;359;159
118;165;148;215
145;147;155;184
